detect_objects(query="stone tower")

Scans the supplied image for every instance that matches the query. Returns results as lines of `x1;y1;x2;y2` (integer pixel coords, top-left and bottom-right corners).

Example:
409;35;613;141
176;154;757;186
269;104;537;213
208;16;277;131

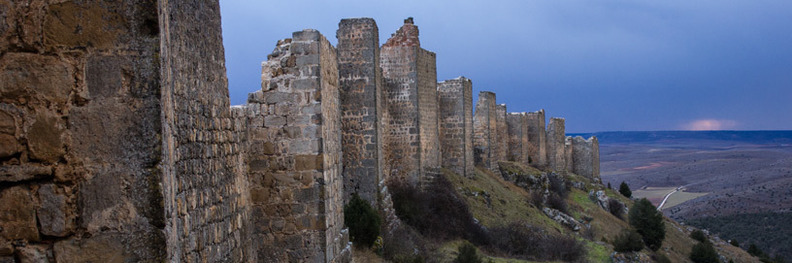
506;112;530;164
525;110;547;168
380;18;440;184
546;117;567;172
249;29;351;262
473;91;499;171
437;77;475;177
336;18;385;205
495;104;509;165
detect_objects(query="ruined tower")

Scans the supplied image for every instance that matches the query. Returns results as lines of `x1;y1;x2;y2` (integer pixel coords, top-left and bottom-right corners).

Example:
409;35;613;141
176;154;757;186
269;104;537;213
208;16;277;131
247;29;351;262
495;104;509;165
437;77;475;177
506;113;530;164
473;91;499;171
546;117;567;172
572;136;601;181
380;18;440;184
525;110;547;167
336;18;384;205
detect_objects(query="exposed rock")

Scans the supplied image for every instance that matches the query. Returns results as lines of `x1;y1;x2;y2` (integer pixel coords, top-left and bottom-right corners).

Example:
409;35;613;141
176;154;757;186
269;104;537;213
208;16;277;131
0;186;39;241
0;257;13;263
611;252;653;263
17;244;50;263
37;184;75;237
589;190;611;211
0;53;73;104
542;207;581;231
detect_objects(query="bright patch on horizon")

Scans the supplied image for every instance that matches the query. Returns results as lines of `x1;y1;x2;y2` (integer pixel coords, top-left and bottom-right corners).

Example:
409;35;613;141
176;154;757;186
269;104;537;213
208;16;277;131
682;119;738;131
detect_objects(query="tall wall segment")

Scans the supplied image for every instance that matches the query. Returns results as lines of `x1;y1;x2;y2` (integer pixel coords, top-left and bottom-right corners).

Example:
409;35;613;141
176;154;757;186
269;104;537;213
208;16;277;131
546;117;567;172
525;110;547;168
473;91;498;171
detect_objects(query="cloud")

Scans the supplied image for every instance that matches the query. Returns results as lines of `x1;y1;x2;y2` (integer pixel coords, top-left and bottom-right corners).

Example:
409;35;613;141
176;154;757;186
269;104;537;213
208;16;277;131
681;119;739;131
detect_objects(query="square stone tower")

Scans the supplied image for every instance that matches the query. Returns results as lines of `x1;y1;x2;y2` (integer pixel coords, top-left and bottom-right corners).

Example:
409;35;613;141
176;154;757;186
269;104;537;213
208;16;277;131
525;110;547;167
572;136;601;181
506;112;530;164
437;77;474;177
495;104;509;165
546;117;567;172
380;18;440;184
336;18;384;205
473;91;498;171
250;29;350;262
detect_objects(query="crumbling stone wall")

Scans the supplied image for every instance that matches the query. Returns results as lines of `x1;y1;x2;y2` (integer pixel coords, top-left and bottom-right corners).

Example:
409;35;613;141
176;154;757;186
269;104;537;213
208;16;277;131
380;18;439;184
248;30;350;262
546;117;566;172
336;18;384;205
437;77;474;177
506;113;530;164
572;136;600;181
525;110;547;167
473;91;498;171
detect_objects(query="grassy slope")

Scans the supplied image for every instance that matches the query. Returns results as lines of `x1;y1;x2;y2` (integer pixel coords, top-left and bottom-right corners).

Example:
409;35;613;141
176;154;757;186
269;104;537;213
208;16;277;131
437;162;760;263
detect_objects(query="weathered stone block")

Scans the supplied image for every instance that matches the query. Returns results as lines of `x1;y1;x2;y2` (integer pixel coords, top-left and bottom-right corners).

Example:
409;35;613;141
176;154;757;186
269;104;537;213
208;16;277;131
86;55;122;99
37;184;75;237
0;53;72;104
54;234;125;263
16;244;49;263
27;112;64;163
0;186;39;241
44;2;126;49
0;238;13;256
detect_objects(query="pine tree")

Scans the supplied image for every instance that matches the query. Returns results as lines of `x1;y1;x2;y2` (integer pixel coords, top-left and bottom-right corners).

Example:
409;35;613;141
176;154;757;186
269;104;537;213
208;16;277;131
629;198;665;250
619;181;632;198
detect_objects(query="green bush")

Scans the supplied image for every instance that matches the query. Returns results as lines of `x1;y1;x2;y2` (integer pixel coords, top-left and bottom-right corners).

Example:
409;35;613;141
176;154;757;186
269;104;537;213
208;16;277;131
613;229;644;252
455;241;482;263
344;193;382;247
629;198;666;250
690;242;720;263
730;239;739;247
690;229;708;243
619;181;632;198
654;253;672;263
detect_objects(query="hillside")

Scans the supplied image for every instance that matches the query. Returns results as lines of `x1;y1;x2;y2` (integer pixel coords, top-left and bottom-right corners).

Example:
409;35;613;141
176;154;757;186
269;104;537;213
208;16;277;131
356;162;760;262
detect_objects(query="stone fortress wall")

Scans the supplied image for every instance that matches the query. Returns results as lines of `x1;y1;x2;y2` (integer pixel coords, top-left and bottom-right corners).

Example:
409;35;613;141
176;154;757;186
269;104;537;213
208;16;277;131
0;3;599;261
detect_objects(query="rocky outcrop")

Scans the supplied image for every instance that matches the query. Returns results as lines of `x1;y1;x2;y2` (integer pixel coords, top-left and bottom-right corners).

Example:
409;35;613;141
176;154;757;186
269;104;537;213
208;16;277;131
543;207;582;231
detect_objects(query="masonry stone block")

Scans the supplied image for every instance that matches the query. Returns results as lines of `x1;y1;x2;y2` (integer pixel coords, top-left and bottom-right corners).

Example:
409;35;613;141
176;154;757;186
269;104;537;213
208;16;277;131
37;184;75;237
0;187;38;241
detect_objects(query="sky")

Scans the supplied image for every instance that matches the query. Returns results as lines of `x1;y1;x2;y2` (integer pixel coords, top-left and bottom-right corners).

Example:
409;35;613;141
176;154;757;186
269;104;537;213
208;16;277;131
219;0;792;133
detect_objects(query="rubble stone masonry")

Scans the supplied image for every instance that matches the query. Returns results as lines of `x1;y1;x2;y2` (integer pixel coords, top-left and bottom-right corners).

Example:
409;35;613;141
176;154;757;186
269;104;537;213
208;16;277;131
247;30;350;262
437;77;474;177
473;92;498;171
336;18;384;206
547;117;567;172
525;110;547;168
380;18;440;184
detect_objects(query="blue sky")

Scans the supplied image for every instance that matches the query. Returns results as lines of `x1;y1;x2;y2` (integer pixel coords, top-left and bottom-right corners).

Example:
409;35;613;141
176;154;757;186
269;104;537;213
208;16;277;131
220;0;792;133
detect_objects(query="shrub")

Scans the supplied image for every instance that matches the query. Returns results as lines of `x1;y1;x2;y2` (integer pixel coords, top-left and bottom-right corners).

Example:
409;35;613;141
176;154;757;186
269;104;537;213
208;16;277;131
690;229;708;243
690;242;720;263
382;224;428;263
619;181;632;198
654;253;672;263
608;198;624;219
729;239;739;247
548;173;568;198
547;193;568;214
455;241;482;263
489;222;585;262
748;243;763;257
613;229;644;252
344;193;382;247
629;198;666;250
389;174;488;244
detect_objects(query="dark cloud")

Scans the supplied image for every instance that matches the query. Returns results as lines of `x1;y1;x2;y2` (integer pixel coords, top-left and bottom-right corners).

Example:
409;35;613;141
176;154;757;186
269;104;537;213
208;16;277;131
220;0;792;132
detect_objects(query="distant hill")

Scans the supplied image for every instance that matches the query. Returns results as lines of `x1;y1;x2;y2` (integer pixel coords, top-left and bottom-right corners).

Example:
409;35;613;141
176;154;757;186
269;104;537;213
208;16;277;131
569;130;792;145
